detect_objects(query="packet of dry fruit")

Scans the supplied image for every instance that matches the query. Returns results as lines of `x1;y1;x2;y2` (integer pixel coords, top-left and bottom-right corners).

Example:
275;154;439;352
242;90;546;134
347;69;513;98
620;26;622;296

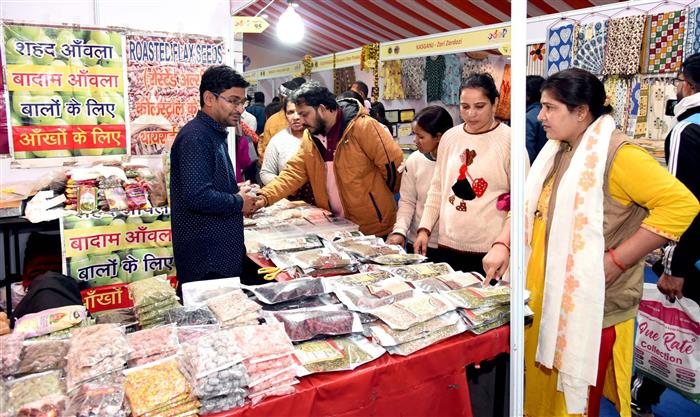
181;277;241;308
244;277;326;305
381;262;454;281
444;285;510;309
322;270;394;291
263;305;363;342
16;340;69;375
293;334;385;376
15;394;67;417
0;333;25;377
368;311;462;347
263;235;324;252
369;293;454;330
459;304;510;328
77;185;97;214
6;370;65;414
371;253;426;265
288;247;356;272
332;277;414;313
14;305;87;338
386;319;468;356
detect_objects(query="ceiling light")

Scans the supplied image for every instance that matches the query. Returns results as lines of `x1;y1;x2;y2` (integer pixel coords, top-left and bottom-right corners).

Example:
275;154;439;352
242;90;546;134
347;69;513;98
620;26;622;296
277;2;304;44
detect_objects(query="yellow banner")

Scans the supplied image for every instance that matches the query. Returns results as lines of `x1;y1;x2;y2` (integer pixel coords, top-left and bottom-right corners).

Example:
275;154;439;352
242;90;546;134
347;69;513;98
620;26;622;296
64;220;172;257
7;64;123;92
381;25;510;60
312;50;362;72
233;16;269;33
249;62;303;80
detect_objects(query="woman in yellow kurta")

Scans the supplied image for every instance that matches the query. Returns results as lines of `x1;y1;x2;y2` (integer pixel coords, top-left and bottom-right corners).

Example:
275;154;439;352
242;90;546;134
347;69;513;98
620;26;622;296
482;68;699;417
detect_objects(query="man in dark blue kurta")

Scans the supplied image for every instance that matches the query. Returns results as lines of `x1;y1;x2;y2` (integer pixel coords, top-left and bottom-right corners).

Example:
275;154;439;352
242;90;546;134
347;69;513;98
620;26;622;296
170;65;259;288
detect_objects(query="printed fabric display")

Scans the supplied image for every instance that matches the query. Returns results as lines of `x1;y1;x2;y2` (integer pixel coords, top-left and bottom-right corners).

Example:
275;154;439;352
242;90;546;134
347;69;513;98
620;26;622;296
646;10;686;74
546;23;574;76
603;77;631;131
424;55;446;102
572;21;608;75
527;43;546;76
441;54;462;106
626;76;642;137
646;78;677;140
382;60;405;100
634;80;650;140
495;64;510;121
604;15;647;75
685;7;700;59
462;56;496;82
401;57;425;100
334;67;356;96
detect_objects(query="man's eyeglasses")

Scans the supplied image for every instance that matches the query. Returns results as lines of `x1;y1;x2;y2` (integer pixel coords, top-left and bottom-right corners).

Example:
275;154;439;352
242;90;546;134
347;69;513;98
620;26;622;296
674;77;687;85
212;92;244;107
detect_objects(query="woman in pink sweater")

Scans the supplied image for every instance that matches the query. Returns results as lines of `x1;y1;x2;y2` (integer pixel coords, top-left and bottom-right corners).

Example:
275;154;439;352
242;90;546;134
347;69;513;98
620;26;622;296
414;73;512;275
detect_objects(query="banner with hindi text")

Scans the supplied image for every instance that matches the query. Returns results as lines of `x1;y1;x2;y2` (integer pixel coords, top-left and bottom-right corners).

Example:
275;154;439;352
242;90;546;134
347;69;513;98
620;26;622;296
3;23;127;159
126;33;224;155
61;207;175;288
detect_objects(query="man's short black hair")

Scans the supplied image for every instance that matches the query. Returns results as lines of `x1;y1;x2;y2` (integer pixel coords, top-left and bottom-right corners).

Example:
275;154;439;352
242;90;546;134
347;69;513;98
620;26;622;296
290;81;338;111
526;75;545;105
199;65;249;107
352;81;369;98
253;91;265;104
682;53;700;91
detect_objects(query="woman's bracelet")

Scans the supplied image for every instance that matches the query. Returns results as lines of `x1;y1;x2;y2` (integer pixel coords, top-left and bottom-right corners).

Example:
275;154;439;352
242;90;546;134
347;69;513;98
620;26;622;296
607;248;627;272
491;241;510;252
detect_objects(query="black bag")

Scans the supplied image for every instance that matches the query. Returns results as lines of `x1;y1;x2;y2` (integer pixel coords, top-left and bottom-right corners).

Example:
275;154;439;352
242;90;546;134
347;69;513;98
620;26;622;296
13;272;83;320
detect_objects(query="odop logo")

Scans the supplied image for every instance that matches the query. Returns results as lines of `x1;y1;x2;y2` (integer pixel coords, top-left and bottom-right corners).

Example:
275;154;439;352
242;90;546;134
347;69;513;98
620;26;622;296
488;28;508;41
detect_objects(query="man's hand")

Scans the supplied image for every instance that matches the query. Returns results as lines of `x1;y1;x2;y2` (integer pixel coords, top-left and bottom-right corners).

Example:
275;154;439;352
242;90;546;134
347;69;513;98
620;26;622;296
240;192;259;216
253;196;266;212
657;273;684;301
386;233;405;247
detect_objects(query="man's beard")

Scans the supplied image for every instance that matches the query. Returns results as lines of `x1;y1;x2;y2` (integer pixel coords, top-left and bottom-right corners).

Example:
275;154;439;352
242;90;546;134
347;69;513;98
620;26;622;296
309;111;327;136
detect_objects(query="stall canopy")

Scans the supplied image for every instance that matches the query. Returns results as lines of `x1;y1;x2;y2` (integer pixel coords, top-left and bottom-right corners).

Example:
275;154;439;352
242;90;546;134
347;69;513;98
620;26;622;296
236;0;622;60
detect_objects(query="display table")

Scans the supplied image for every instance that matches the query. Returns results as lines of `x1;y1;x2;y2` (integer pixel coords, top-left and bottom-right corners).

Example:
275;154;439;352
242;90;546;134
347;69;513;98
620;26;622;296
211;325;510;417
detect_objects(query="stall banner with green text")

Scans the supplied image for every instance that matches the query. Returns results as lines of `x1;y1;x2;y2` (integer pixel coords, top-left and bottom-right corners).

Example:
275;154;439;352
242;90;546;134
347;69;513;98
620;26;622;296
61;207;175;288
1;57;8;154
3;24;127;159
127;33;224;155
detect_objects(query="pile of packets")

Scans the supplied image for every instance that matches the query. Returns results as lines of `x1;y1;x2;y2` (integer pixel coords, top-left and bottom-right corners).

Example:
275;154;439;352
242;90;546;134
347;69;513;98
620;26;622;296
128;276;180;328
125;357;199;417
65;324;131;391
126;325;179;367
179;329;247;414
205;289;261;328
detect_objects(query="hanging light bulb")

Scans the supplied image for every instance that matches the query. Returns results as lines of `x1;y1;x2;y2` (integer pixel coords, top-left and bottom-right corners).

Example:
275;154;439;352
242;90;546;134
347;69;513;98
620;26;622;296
277;1;304;44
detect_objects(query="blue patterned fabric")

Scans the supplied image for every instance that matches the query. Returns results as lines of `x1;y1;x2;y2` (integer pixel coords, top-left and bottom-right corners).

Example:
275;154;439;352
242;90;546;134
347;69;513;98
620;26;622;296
572;21;607;75
685;7;700;59
547;23;574;76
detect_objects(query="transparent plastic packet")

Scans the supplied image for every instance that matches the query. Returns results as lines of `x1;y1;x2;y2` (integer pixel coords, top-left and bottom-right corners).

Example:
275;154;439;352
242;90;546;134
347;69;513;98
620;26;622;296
443;285;511;309
181;277;241;308
15;394;67;417
198;389;247;415
322;271;394;290
176;324;219;345
66;355;128;392
367;311;462;347
244;278;326;305
263;305;363;342
0;333;24;377
180;362;247;400
93;308;137;326
242;353;294;374
288;247;356;271
227;323;294;359
332;236;403;259
67;324;130;368
470;315;510;335
247;365;297;391
379;262;454;281
386;320;468;356
17;339;69;375
65;372;128;417
123;356;191;417
206;290;261;324
6;370;65;413
262;234;324;252
163;306;217;326
14;305;87;338
259;294;339;311
128;276;177;310
371;253;427;265
248;381;298;405
369;293;455;330
127;325;179;361
179;330;246;380
332;277;415;313
293;334;385;376
459;304;510;328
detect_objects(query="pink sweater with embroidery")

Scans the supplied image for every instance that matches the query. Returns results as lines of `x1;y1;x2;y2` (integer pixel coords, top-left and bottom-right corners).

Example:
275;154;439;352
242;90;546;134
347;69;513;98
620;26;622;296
418;123;511;253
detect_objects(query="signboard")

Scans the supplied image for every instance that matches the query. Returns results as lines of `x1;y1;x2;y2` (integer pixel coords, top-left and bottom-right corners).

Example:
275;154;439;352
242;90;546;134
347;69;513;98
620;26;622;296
233;16;269;33
381;25;510;61
127;33;225;155
3;24;128;159
80;276;177;313
245;61;302;81
61;207;175;288
0;57;8;154
312;50;362;72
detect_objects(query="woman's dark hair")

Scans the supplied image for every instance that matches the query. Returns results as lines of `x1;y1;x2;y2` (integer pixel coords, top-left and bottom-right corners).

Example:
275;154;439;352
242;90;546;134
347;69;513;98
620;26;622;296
337;90;365;103
351;81;369;98
264;101;283;118
681;52;700;91
290;81;338;111
460;73;500;104
199;65;249;107
370;101;386;120
526;75;545;106
413;105;454;137
541;68;612;119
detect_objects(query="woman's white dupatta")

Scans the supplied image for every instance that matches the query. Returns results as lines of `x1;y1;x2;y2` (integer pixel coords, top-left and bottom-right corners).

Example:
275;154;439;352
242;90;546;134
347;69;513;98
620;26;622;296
524;115;616;414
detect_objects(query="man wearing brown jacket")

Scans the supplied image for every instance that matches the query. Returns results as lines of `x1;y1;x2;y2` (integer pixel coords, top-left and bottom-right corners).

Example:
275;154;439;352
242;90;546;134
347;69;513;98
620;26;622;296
255;82;403;236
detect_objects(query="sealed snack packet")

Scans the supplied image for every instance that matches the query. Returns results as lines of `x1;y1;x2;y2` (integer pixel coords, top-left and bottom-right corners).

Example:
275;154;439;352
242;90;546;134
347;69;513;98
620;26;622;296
368;311;462;347
369;293;454;330
294;335;385;376
386;320;468;356
244;278;326;305
263;305;363;342
14;305;87;338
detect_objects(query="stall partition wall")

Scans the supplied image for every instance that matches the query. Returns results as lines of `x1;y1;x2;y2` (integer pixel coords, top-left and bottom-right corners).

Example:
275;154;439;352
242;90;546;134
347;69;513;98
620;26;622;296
0;0;242;285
